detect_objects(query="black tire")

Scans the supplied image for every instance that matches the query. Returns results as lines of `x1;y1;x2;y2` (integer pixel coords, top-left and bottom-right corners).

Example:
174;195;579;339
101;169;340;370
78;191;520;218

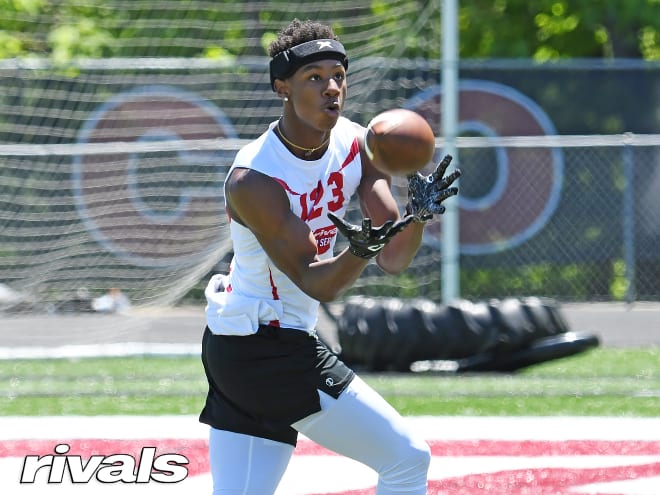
336;296;592;372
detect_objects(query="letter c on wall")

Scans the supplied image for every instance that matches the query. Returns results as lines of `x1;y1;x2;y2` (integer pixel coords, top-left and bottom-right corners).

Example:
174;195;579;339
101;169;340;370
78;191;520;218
406;79;564;255
72;85;236;267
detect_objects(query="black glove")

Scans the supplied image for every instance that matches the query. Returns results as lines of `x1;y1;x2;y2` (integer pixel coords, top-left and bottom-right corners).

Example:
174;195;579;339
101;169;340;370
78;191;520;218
328;212;414;259
406;154;461;223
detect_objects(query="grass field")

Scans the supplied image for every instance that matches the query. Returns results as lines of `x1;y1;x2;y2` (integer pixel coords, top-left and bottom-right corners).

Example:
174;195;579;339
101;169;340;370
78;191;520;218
1;347;658;417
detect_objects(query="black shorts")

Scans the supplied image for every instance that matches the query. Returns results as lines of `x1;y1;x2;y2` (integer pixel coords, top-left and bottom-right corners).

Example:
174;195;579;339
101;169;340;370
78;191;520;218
199;325;355;446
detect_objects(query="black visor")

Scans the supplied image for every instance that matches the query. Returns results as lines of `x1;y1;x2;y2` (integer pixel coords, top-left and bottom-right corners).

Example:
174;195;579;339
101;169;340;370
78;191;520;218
269;39;348;91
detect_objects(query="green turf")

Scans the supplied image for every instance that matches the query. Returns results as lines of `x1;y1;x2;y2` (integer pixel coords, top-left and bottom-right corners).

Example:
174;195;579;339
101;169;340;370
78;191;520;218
0;347;657;417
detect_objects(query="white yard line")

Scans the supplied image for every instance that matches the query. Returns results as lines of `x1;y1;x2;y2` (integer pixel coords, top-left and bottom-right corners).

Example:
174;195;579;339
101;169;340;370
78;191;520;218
0;343;200;360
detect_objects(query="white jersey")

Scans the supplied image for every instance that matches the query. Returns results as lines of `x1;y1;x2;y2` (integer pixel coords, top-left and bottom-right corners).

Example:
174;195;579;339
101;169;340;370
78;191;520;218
206;117;363;335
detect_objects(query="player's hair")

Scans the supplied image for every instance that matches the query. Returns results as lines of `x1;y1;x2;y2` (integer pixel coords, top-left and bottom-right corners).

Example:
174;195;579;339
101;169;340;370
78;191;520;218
268;19;339;57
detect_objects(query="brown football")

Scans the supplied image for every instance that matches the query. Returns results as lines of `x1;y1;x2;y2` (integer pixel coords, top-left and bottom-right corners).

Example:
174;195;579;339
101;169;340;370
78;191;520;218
365;108;436;176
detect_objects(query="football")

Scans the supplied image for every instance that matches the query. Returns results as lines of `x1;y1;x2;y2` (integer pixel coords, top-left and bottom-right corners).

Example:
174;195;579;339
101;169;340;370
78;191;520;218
364;108;436;176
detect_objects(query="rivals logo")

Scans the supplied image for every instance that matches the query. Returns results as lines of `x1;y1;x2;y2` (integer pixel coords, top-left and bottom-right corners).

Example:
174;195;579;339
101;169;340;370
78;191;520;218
20;443;188;484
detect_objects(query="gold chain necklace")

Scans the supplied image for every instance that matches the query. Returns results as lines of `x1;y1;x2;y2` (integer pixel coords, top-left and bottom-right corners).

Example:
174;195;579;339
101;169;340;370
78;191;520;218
276;120;331;158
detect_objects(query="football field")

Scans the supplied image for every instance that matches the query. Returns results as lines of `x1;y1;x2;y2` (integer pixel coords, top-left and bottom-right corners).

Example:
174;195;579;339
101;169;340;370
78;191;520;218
2;415;659;494
1;306;658;494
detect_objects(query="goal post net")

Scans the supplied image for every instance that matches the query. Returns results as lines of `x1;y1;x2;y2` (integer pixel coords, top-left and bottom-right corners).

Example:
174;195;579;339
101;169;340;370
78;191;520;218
1;2;659;310
0;1;444;310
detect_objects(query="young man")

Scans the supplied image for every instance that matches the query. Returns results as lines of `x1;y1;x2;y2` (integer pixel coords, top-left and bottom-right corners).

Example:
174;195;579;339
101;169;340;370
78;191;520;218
200;19;460;495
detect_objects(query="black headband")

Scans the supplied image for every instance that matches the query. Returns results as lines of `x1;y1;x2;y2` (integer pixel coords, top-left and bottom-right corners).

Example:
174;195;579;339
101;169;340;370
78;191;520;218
269;39;348;91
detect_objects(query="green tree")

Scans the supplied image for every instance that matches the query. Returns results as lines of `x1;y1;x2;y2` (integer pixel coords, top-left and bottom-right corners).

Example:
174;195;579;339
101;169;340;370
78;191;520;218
458;0;659;60
0;1;657;61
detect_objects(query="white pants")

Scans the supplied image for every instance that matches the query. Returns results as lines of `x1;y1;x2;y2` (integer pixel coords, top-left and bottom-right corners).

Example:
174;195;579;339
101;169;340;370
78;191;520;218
209;375;430;494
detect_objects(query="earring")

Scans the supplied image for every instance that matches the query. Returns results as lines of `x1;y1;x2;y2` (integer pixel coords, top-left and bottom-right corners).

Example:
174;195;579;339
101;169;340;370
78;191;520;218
283;96;289;102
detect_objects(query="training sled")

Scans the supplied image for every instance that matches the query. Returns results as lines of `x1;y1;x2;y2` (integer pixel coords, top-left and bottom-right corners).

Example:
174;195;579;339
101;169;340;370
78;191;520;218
320;296;600;372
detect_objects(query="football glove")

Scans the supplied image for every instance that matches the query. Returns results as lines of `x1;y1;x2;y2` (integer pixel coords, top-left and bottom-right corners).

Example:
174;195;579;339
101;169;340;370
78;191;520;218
328;212;414;259
406;154;461;223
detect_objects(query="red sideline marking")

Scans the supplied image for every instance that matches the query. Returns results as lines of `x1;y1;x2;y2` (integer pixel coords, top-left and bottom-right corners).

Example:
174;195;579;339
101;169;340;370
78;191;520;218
308;463;660;495
300;439;660;457
432;463;660;495
3;438;659;482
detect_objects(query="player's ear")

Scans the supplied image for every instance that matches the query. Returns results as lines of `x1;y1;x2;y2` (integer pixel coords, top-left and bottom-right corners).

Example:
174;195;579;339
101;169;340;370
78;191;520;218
274;80;289;102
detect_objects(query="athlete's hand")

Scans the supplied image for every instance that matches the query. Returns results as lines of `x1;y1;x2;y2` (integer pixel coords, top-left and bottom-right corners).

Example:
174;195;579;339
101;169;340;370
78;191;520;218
406;154;461;223
328;212;414;259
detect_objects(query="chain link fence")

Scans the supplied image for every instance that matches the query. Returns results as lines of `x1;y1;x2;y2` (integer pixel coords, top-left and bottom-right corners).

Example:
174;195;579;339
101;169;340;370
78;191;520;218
347;136;660;303
0;58;659;309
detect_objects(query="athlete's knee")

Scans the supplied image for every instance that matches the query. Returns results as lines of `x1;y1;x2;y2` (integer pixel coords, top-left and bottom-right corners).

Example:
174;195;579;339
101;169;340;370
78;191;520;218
400;439;431;476
378;438;431;492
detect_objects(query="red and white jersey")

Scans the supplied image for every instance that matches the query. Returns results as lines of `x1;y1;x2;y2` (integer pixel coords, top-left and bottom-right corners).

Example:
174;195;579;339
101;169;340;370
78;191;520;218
206;117;363;335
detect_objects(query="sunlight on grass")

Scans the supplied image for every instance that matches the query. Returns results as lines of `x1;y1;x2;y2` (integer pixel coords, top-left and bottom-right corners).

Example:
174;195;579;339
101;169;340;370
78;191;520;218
0;347;657;417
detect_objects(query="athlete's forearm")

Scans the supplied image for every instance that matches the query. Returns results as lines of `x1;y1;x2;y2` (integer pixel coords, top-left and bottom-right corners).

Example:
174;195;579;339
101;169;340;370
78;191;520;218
301;250;370;303
376;220;424;275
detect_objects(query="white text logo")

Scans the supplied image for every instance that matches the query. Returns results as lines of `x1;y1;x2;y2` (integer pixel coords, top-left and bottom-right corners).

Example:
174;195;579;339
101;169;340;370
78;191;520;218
20;443;189;484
